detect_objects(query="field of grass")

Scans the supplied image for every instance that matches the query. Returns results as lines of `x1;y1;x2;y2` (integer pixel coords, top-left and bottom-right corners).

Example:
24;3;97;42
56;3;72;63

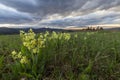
0;30;120;80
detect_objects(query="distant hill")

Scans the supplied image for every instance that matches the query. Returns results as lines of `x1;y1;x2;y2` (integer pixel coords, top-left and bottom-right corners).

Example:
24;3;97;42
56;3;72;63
0;27;120;35
0;27;19;34
105;27;120;31
0;27;74;35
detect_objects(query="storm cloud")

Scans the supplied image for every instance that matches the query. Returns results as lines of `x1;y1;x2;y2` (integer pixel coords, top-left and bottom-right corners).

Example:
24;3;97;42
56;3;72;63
0;0;120;27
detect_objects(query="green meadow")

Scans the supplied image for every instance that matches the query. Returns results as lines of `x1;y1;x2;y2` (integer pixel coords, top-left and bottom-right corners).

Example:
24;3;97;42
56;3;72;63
0;30;120;80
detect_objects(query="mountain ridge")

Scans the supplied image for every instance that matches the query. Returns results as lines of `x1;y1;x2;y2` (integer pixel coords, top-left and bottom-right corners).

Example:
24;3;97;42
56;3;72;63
0;27;74;35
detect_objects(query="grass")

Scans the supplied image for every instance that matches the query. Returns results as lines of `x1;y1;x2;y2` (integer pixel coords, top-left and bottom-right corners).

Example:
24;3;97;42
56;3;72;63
0;31;120;80
0;35;21;54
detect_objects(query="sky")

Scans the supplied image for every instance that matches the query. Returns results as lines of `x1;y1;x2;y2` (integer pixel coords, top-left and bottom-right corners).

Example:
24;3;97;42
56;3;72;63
0;0;120;28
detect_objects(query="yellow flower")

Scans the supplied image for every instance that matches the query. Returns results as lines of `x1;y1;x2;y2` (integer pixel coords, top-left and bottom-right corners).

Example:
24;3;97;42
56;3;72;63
11;50;17;56
52;31;58;39
84;37;87;40
32;48;38;54
29;28;33;33
74;34;78;38
44;31;49;38
20;56;28;64
23;42;27;46
17;52;22;58
11;50;18;60
64;33;71;40
30;39;36;46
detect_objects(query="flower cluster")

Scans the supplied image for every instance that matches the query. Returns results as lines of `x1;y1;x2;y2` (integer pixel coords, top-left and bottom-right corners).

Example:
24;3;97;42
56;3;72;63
11;29;71;65
63;33;71;40
11;51;29;64
49;31;71;41
74;34;78;38
20;29;37;53
20;29;45;54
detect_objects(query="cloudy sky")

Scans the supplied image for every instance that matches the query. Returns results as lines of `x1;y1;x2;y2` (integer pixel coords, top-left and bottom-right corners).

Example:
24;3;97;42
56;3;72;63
0;0;120;28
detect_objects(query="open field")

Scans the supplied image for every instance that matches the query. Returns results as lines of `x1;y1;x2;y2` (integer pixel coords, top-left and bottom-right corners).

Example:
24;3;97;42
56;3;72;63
0;31;120;80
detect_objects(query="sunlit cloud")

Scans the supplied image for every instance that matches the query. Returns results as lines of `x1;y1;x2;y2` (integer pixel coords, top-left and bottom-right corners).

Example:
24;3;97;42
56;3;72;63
0;0;120;28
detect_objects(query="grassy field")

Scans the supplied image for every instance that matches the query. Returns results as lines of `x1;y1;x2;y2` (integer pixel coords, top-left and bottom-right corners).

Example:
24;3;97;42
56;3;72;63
0;30;120;80
0;35;21;54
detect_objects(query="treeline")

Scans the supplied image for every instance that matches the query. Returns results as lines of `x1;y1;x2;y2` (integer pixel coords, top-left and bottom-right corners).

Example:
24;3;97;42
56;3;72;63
82;26;103;31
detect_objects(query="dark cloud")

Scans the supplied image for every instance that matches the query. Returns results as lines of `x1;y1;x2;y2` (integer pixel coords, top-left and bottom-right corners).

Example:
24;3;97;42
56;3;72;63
0;0;38;14
0;0;120;27
1;0;119;16
0;3;33;24
40;11;120;27
0;0;80;16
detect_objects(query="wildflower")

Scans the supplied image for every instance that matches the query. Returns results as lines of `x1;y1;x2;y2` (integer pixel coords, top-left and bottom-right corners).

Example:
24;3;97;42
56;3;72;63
38;38;45;48
29;28;33;33
84;37;87;40
11;50;17;56
32;48;38;54
44;31;49;38
11;50;17;59
39;34;43;39
23;42;27;47
87;32;90;35
52;31;58;39
20;56;28;64
74;34;78;38
30;39;36;46
64;33;71;40
20;30;25;37
17;52;22;58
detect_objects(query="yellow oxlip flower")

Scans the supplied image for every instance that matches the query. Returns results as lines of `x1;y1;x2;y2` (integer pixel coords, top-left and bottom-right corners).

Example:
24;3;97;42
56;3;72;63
74;34;78;38
20;56;28;64
84;37;87;40
52;31;58;39
12;29;73;65
17;52;22;58
11;50;18;59
44;31;49;38
23;42;27;47
64;33;71;40
32;48;38;54
11;50;17;56
30;39;36;46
